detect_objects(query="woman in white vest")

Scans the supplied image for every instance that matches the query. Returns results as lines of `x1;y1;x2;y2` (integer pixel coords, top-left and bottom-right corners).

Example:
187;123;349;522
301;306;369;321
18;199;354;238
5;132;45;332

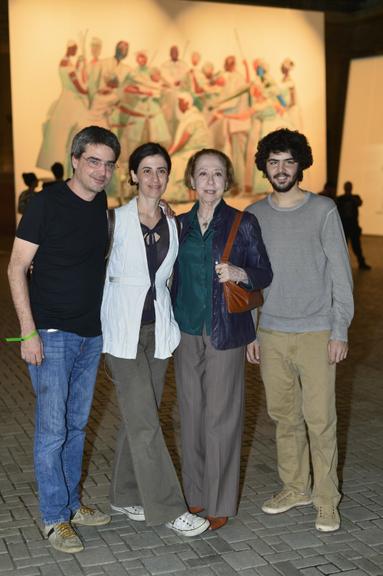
101;142;209;536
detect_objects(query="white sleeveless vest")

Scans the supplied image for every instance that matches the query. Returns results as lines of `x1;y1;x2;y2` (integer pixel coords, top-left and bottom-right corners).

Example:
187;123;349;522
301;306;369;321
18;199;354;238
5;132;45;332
101;198;180;359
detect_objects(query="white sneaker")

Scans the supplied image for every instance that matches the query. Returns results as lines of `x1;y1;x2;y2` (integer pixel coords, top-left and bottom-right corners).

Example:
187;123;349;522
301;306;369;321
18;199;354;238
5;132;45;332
166;512;210;537
110;504;145;521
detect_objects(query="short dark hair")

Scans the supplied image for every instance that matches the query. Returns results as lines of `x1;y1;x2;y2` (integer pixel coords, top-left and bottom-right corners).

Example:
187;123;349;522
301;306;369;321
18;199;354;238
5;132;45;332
343;181;353;193
255;128;313;182
22;172;38;187
184;148;235;190
128;142;171;185
51;162;64;180
71;125;121;161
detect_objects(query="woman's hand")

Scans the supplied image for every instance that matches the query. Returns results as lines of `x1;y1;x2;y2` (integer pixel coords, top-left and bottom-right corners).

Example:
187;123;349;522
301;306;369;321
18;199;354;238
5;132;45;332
215;262;248;284
159;199;175;218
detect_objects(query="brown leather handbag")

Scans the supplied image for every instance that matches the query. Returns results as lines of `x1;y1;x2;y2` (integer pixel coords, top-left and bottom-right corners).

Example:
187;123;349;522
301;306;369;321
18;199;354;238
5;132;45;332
221;211;263;314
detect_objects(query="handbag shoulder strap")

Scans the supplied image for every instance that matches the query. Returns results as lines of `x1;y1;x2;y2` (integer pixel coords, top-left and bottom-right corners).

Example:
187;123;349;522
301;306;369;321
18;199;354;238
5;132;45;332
221;211;243;263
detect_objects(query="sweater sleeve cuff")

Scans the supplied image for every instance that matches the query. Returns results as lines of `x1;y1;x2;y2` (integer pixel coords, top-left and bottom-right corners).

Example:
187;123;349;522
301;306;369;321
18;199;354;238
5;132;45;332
331;325;348;342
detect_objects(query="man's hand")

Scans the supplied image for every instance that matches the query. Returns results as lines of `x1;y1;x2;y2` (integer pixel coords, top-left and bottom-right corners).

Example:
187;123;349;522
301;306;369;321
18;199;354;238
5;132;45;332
246;340;260;364
21;333;44;366
328;339;348;364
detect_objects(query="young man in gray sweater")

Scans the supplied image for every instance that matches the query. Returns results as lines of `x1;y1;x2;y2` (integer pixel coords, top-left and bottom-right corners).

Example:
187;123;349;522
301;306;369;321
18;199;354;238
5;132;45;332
246;128;354;532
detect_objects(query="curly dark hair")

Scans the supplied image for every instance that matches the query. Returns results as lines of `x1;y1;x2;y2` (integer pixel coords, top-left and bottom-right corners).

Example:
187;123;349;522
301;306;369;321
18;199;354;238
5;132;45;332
184;148;235;191
255;128;313;182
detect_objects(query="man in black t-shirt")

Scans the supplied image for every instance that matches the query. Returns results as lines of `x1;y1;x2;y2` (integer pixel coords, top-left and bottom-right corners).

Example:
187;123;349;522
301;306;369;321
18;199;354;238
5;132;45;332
8;126;121;554
336;181;371;270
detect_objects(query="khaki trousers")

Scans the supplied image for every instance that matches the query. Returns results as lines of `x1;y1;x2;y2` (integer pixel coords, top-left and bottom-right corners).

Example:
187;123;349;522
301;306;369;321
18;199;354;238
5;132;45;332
174;331;246;517
106;324;187;526
258;328;340;506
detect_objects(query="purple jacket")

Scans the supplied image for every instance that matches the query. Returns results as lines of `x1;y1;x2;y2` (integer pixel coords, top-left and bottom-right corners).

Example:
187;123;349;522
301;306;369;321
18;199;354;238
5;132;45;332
173;201;272;350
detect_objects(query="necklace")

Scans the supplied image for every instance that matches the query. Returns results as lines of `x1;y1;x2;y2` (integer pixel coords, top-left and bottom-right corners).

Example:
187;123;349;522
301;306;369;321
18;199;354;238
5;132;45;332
197;210;213;230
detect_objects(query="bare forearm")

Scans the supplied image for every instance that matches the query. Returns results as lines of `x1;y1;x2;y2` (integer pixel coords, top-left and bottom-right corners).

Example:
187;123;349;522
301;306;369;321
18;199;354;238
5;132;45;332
8;263;36;335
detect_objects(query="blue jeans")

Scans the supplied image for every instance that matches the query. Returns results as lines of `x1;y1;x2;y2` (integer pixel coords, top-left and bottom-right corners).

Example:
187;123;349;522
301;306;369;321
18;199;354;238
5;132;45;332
28;330;102;525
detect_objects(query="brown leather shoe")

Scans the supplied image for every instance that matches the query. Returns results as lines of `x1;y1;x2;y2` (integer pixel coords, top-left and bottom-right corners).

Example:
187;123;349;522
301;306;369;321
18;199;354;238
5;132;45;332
189;506;204;514
207;516;228;530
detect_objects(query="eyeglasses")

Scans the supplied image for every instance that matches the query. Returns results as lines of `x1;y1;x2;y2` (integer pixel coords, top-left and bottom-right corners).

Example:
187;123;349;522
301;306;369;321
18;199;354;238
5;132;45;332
82;155;118;171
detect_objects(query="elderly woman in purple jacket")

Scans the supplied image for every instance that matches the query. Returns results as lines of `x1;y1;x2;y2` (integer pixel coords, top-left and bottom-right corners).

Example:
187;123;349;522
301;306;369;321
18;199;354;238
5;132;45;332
173;148;272;530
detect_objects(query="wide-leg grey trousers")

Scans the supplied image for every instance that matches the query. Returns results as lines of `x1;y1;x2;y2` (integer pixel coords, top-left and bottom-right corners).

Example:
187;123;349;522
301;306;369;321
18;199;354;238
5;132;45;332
174;330;246;517
106;324;187;526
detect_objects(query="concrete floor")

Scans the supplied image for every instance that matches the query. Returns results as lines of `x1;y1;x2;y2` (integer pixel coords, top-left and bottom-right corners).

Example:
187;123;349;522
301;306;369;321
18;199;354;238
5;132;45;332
0;236;382;575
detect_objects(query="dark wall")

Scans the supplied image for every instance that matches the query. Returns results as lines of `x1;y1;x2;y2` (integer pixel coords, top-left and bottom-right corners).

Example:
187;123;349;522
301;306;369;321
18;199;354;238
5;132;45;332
0;0;15;237
325;6;383;187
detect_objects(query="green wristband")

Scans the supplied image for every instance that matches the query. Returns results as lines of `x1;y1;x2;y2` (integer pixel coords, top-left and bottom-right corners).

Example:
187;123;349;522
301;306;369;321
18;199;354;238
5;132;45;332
4;330;38;343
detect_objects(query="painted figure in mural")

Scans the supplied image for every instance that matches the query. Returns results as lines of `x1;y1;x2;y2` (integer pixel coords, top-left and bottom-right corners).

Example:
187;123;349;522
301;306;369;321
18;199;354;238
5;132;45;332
246;128;354;533
247;57;302;192
119;51;154;165
99;40;130;91
17;172;39;215
36;40;88;172
86;74;120;130
86;37;103;105
90;41;130;200
280;58;301;130
145;68;172;146
336;181;371;269
214;55;251;193
161;44;189;88
167;92;212;201
199;62;226;151
181;50;204;110
172;148;272;530
8;126;121;554
160;45;189;137
101;142;210;537
245;58;288;193
219;58;288;193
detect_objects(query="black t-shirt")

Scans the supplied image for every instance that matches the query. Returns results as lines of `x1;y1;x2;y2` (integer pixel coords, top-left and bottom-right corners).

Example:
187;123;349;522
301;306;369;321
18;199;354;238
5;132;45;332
17;182;108;336
336;194;361;227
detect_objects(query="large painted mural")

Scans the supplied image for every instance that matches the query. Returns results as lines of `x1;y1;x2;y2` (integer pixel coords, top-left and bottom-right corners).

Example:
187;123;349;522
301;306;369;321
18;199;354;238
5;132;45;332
9;0;326;205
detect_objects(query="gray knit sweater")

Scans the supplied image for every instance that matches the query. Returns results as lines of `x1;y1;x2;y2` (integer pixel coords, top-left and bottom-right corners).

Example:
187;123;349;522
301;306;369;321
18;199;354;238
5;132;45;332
247;192;354;341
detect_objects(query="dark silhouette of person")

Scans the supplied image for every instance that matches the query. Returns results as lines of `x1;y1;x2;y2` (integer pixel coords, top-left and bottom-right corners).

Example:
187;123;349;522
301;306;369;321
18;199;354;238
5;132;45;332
43;162;65;189
51;162;64;181
18;172;39;214
336;181;371;270
319;181;336;200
